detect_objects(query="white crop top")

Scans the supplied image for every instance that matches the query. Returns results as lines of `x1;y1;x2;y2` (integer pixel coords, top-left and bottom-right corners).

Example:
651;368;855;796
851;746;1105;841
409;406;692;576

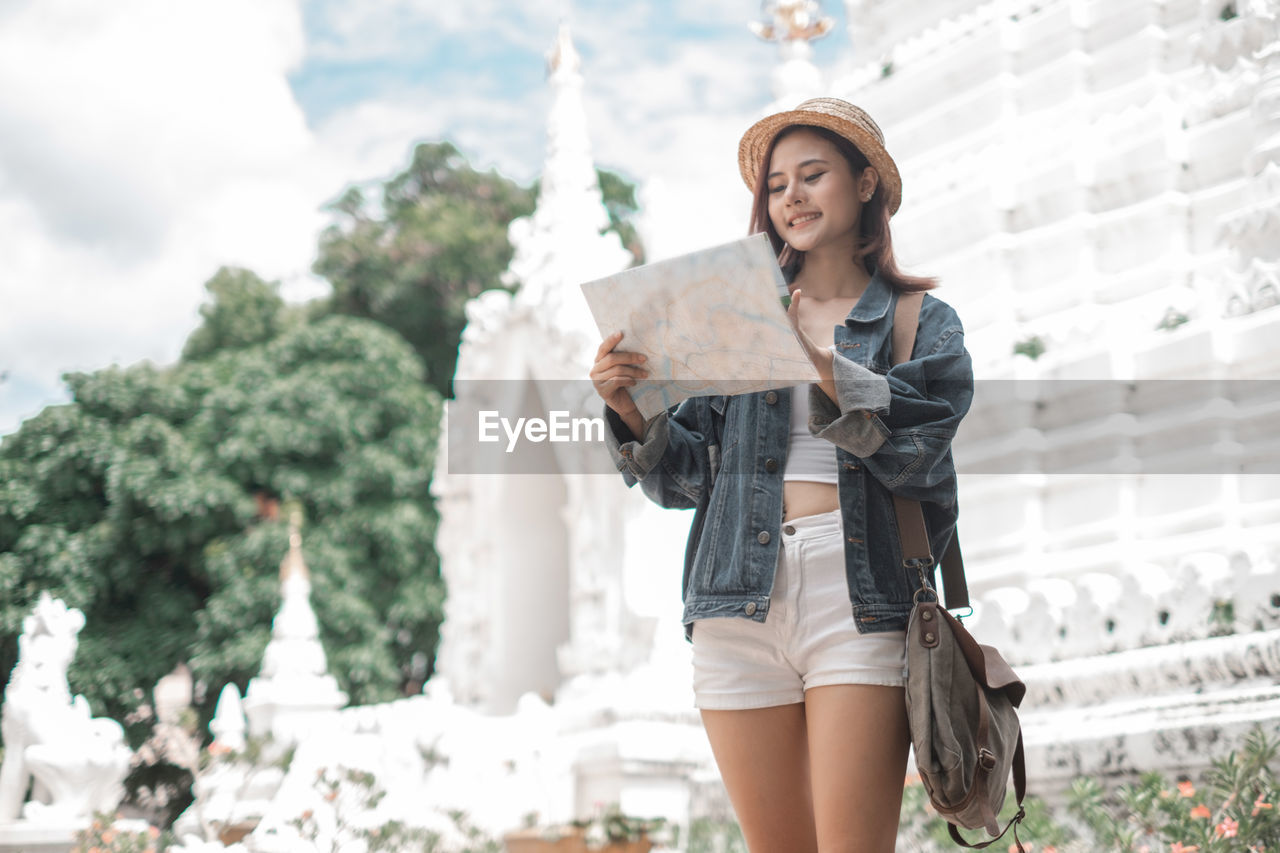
783;384;839;485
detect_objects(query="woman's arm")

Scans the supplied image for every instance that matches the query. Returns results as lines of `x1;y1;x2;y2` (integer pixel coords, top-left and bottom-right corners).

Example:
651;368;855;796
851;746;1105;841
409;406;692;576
604;398;718;510
592;330;717;509
808;311;973;503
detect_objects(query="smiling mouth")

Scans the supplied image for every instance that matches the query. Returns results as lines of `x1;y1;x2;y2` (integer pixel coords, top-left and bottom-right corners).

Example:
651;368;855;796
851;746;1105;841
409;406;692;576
790;212;821;227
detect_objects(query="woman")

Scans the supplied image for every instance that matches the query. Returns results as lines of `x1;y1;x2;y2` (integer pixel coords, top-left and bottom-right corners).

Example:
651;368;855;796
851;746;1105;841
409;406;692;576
590;98;973;853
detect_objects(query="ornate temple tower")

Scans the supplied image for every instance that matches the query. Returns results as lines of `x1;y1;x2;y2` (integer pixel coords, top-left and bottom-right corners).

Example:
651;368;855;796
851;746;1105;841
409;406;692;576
433;23;646;716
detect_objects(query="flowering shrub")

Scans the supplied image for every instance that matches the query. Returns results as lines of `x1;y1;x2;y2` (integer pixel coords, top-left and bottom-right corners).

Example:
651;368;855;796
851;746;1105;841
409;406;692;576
896;725;1280;852
569;802;674;848
1068;725;1280;852
290;766;498;852
74;813;169;853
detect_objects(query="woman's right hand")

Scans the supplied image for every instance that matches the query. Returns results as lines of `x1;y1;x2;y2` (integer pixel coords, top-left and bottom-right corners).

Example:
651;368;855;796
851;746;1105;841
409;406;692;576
590;331;648;437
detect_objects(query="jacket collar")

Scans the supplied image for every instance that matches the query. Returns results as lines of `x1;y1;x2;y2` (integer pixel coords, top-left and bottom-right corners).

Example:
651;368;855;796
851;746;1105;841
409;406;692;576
845;267;893;323
782;260;894;323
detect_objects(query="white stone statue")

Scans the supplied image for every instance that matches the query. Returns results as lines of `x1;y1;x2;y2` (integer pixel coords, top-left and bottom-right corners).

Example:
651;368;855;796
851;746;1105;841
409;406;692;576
0;593;132;823
210;684;247;753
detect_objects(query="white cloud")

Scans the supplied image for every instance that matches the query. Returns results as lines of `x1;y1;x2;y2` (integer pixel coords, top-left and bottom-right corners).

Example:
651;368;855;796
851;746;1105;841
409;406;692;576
0;0;819;435
302;0;561;64
0;0;342;435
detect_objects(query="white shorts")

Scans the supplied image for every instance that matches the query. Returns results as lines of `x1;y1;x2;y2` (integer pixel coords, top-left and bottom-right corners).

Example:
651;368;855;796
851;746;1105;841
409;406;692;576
691;508;907;710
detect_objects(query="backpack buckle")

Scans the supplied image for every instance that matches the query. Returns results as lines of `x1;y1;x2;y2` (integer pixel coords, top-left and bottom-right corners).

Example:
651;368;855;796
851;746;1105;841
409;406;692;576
904;556;935;599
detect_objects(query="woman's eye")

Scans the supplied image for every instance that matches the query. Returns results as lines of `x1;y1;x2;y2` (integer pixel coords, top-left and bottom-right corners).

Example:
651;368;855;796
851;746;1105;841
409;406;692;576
804;171;826;183
768;185;785;194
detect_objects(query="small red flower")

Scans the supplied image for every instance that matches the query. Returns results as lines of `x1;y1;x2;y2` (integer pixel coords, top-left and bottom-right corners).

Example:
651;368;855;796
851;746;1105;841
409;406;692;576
1190;804;1212;819
1170;844;1199;853
1254;794;1274;816
1178;781;1197;798
1216;818;1240;838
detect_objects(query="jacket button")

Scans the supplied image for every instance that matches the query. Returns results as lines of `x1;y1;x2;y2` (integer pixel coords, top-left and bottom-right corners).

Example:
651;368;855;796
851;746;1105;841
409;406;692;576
744;602;758;615
765;458;778;473
783;524;796;535
756;530;771;545
765;391;779;405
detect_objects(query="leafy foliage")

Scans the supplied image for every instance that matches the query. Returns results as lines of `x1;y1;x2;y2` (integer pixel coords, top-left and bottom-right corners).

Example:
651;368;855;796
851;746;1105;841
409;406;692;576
314;141;535;398
315;141;642;397
898;775;1068;852
182;267;287;361
74;813;171;853
1068;725;1280;852
897;725;1280;851
0;270;444;744
291;767;498;852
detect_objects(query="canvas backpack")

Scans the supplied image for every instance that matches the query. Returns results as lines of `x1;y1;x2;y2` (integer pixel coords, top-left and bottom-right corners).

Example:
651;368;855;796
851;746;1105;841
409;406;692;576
891;291;1029;850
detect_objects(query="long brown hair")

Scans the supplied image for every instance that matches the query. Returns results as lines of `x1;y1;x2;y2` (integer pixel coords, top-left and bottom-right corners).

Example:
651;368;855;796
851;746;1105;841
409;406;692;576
748;124;937;292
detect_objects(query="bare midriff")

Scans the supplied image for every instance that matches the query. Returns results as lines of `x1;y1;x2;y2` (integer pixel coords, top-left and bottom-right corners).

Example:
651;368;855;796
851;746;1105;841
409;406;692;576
782;480;840;522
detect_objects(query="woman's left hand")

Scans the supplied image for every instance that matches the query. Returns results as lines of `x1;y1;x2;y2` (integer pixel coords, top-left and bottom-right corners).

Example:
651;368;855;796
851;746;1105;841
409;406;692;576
786;289;840;403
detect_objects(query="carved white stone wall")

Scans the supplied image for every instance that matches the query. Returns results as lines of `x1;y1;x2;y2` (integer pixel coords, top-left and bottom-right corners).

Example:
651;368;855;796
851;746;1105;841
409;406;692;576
829;0;1280;796
960;544;1280;794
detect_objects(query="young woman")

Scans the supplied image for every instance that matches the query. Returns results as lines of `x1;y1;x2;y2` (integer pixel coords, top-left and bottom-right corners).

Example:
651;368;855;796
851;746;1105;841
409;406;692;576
590;98;973;853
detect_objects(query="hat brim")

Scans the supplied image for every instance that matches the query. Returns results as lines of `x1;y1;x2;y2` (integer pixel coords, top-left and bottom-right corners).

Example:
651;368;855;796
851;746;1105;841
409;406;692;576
738;106;903;217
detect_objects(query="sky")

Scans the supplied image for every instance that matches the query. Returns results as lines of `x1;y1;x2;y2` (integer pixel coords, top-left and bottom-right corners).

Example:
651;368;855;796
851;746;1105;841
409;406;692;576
0;0;859;436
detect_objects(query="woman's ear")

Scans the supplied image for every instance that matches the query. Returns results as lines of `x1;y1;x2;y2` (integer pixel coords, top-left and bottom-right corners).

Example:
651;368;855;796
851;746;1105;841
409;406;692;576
860;167;879;201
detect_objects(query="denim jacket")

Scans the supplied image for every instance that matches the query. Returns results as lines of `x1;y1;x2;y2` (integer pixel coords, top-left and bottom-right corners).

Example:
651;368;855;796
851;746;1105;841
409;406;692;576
604;268;973;638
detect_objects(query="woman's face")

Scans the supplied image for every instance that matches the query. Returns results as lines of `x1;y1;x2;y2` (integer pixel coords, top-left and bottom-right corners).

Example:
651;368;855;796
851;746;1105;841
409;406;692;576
765;128;873;256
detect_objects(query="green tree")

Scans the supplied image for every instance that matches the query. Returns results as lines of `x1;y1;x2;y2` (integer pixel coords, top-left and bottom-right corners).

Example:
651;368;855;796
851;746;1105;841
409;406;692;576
0;270;444;742
593;167;646;266
314;142;537;398
315;141;643;397
181;267;286;361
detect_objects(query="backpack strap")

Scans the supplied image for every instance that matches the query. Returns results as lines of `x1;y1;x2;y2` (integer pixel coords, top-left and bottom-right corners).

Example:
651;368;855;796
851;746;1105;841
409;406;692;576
889;291;970;611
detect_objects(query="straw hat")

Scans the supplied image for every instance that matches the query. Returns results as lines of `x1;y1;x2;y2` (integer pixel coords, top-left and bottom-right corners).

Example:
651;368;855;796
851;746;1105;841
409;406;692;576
737;97;903;216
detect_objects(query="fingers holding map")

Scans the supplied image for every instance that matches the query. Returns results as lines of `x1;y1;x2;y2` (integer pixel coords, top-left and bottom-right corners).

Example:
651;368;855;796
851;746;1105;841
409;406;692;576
580;234;820;421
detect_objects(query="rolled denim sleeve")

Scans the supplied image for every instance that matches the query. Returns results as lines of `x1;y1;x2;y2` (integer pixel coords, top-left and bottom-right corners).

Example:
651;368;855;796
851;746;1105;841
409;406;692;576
807;354;893;456
603;399;714;509
810;323;973;503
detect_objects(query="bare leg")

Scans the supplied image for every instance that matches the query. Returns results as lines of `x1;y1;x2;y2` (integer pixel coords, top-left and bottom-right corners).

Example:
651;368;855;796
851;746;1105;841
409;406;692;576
700;704;819;853
804;684;911;853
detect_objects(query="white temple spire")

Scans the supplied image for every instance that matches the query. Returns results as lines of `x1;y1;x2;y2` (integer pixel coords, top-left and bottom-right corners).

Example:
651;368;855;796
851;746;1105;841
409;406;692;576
506;22;631;330
242;514;346;746
547;19;581;77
